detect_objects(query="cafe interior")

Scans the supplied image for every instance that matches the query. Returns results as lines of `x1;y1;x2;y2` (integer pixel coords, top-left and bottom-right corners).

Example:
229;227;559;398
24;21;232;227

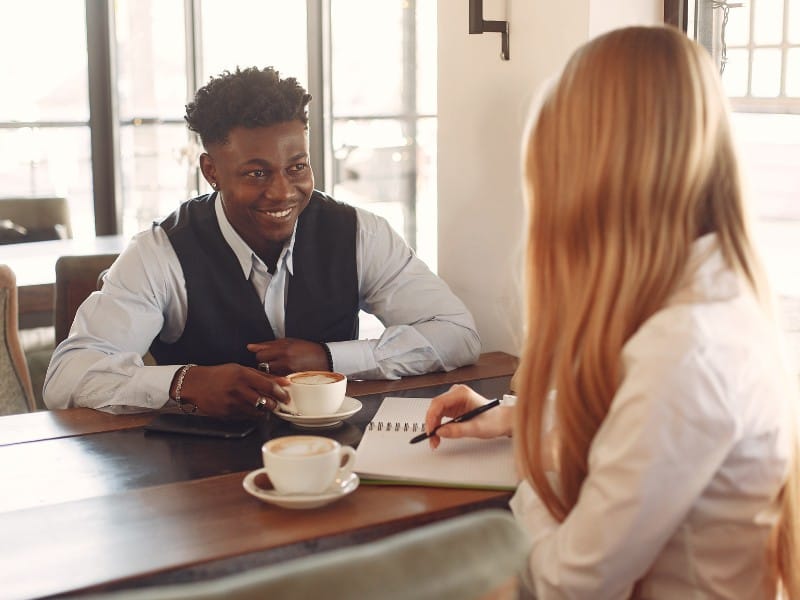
1;1;799;598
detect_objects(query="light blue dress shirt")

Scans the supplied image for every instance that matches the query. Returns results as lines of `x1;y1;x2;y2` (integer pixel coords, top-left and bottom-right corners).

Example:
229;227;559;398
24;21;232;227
44;195;480;412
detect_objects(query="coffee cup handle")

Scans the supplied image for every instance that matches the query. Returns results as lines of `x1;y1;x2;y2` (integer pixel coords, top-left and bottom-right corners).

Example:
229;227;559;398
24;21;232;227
338;446;356;478
243;468;271;496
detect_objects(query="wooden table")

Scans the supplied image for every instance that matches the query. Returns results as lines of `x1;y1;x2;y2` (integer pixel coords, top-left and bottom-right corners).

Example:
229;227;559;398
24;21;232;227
0;352;518;600
1;235;128;328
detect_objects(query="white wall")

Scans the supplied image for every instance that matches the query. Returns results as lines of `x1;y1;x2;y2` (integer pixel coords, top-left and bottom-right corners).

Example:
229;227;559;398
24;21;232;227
437;0;661;357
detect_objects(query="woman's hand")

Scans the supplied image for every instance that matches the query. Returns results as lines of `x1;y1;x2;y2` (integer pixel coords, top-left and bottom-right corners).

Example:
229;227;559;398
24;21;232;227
424;384;514;449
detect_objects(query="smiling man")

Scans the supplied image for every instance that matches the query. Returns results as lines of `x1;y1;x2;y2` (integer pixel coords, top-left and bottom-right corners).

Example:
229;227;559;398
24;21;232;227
44;67;480;417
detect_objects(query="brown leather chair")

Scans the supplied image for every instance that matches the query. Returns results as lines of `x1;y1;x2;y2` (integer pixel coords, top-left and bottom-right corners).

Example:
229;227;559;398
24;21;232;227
0;265;35;414
54;254;119;345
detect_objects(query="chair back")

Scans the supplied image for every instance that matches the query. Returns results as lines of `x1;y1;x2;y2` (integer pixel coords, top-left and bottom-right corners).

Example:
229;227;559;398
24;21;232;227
83;509;530;600
0;197;72;244
54;254;119;345
0;265;35;414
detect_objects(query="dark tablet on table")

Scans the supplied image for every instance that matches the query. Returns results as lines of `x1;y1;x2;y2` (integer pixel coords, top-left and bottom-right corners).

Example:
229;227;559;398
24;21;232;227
144;413;257;439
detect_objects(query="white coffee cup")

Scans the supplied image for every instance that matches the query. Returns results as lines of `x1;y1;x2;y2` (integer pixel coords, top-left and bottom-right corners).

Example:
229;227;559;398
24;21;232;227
284;371;347;416
258;435;355;495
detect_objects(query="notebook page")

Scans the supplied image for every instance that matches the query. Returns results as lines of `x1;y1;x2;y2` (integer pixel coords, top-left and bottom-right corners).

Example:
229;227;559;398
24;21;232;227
355;397;518;490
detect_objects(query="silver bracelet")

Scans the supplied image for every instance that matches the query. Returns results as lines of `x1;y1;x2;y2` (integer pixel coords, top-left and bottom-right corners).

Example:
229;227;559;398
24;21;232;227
172;363;198;414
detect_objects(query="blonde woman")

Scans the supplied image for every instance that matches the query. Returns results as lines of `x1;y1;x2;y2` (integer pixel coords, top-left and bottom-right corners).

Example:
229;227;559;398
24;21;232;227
425;26;798;599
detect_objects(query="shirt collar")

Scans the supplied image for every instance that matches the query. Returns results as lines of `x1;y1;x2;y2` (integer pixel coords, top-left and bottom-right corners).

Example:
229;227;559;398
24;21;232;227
214;191;297;277
669;233;742;306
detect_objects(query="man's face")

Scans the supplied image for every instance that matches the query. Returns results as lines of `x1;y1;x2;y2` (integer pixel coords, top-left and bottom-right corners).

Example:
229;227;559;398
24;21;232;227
201;121;314;250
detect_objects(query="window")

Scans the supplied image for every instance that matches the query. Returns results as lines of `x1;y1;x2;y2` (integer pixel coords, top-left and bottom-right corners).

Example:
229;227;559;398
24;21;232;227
2;2;435;268
328;0;438;268
672;0;800;370
0;0;94;238
113;0;311;239
115;0;190;235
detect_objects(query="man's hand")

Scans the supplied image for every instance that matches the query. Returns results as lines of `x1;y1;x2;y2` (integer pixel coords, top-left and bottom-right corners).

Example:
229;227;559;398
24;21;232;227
173;363;290;419
246;339;329;375
424;384;515;449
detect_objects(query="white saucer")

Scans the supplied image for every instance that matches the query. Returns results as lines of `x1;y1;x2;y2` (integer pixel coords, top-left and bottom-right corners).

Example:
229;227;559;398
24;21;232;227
242;470;359;509
272;396;362;428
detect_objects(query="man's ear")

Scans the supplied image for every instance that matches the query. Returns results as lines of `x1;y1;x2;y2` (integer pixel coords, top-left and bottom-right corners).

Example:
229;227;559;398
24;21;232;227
199;152;216;186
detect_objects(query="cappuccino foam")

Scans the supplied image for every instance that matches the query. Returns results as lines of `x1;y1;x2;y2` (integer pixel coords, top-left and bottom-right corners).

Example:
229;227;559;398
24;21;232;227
270;436;335;457
292;374;339;385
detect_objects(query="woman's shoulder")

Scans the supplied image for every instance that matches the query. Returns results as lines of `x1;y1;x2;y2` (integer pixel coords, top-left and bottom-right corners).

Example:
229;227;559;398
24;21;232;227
620;293;793;428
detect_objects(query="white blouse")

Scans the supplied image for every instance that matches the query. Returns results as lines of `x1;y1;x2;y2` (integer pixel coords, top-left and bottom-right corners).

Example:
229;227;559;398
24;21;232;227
511;234;796;599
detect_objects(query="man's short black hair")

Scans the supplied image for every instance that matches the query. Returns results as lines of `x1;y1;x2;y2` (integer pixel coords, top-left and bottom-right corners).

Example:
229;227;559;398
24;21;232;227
185;66;312;147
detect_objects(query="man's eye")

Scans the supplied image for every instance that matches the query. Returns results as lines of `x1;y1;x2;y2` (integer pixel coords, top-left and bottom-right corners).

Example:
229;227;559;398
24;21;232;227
290;163;308;172
246;169;266;178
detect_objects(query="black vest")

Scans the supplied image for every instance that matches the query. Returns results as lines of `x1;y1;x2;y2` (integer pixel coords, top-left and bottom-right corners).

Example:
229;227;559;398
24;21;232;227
149;191;359;367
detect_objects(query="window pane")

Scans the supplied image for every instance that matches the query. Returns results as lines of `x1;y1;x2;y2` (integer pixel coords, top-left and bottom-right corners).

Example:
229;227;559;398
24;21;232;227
753;0;785;45
722;48;750;96
115;0;188;120
0;0;88;122
724;3;751;46
788;49;800;95
416;1;437;115
119;124;194;237
332;118;412;240
0;127;94;239
790;0;800;42
200;0;307;86
331;1;404;116
751;48;782;96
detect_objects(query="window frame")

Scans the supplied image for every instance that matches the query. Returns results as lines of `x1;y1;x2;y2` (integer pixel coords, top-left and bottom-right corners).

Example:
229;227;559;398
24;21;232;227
666;0;800;114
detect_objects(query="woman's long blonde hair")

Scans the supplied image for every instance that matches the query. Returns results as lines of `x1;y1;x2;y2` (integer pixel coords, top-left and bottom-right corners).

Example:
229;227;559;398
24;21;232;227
515;25;798;597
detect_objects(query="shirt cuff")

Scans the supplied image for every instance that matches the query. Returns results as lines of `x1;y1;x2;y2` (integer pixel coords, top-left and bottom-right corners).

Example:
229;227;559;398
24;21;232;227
501;393;518;407
132;365;184;409
326;340;380;379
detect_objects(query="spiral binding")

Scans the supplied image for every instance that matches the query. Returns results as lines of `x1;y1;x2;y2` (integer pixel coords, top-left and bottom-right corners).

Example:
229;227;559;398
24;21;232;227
367;421;425;433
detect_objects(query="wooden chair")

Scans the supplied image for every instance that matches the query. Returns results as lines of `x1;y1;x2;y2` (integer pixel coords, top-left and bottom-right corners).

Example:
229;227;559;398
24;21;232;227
54;254;119;345
84;509;530;600
0;265;35;414
0;197;72;244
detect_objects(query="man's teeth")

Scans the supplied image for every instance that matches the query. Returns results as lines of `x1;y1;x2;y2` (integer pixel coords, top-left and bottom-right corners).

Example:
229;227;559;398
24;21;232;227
265;208;291;218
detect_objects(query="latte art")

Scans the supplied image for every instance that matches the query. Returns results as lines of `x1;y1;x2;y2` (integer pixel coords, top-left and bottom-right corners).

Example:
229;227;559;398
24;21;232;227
288;371;345;386
270;436;335;457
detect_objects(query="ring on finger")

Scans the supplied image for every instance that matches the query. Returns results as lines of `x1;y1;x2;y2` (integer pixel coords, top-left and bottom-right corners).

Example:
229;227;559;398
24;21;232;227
255;396;269;410
258;362;270;374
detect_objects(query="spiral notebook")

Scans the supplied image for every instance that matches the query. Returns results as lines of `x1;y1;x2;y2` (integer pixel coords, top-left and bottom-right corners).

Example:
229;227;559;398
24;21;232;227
354;397;518;490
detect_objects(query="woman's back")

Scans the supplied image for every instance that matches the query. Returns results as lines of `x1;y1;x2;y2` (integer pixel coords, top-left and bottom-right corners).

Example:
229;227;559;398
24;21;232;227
618;235;793;597
512;234;794;598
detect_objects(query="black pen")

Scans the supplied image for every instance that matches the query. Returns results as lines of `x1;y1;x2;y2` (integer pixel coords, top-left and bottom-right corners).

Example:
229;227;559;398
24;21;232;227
409;398;502;444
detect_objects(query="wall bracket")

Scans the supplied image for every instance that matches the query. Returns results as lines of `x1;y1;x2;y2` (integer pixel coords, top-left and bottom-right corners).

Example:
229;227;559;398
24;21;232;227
468;0;510;61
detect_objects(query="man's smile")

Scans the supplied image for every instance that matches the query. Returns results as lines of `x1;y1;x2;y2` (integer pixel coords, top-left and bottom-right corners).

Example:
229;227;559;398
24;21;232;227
256;206;294;220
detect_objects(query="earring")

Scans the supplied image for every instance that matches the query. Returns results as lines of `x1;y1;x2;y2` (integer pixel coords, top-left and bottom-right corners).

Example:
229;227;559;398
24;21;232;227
211;182;218;190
